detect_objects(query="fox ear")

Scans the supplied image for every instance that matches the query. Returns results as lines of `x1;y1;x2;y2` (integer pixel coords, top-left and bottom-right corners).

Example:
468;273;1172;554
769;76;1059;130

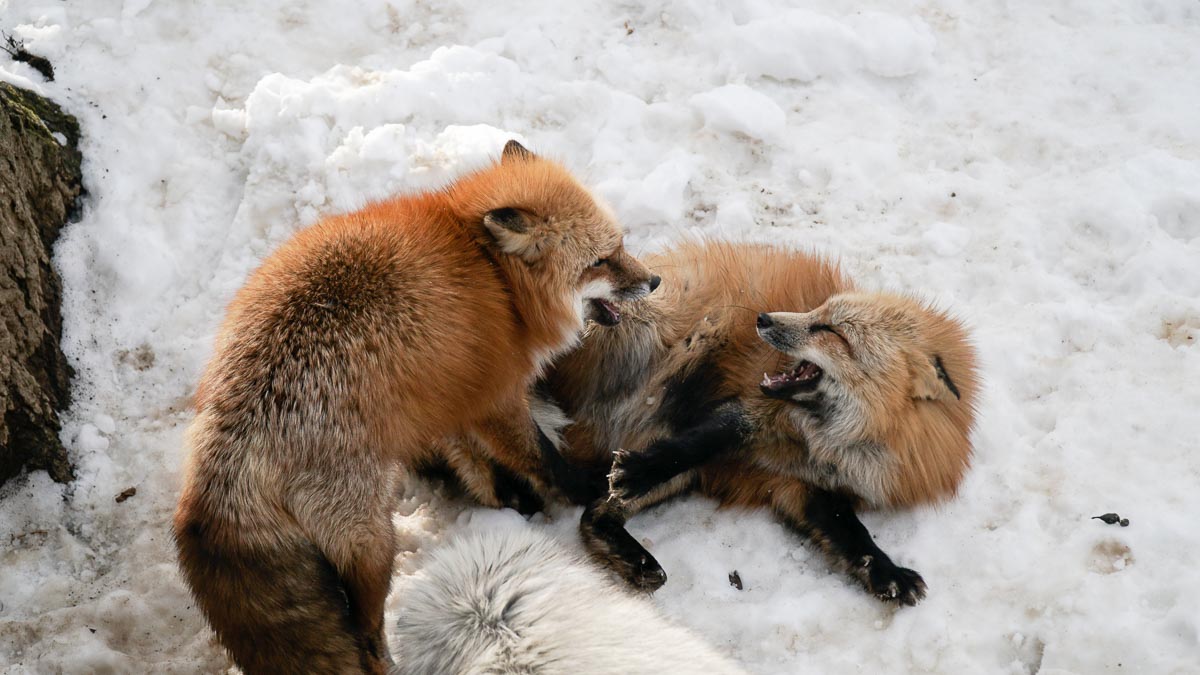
911;355;961;401
483;207;542;260
501;140;535;164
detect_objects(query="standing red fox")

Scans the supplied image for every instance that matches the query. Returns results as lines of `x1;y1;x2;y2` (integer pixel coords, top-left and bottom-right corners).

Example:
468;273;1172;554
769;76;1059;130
173;141;657;674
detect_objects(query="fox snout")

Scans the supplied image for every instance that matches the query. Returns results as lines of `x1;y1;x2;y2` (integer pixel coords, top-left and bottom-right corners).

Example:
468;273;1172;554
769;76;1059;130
609;251;659;301
621;273;660;299
757;311;830;401
583;251;659;326
756;311;813;354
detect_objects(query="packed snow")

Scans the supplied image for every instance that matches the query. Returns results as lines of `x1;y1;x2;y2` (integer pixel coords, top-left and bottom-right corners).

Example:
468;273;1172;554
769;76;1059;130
2;0;1199;673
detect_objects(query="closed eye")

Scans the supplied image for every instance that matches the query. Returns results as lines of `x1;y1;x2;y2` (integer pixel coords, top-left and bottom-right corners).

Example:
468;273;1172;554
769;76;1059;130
591;258;609;268
811;323;852;354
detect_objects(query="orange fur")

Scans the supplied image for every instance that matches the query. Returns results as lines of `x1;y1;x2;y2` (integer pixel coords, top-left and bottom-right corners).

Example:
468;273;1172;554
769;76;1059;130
550;239;978;510
548;240;978;603
173;142;654;674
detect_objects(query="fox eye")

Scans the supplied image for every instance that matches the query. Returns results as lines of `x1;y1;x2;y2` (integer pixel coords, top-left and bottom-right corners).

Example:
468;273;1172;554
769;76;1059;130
591;258;609;268
812;323;852;353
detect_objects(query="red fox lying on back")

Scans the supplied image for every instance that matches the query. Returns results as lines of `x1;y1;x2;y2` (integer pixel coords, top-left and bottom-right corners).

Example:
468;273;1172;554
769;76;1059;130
540;240;978;605
173;141;657;674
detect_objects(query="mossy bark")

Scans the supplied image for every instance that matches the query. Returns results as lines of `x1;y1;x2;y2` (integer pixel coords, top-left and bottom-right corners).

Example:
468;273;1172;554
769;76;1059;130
0;82;82;486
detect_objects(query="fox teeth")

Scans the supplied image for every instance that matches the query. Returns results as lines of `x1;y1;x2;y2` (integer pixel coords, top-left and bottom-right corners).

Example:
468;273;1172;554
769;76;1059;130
762;372;771;386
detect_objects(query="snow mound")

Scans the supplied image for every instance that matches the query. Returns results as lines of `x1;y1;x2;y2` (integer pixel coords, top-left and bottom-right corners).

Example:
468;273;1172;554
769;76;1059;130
726;10;936;82
690;84;787;141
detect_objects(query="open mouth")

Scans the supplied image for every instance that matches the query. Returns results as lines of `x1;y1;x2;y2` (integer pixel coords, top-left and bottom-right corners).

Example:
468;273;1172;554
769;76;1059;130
587;298;622;326
760;360;823;399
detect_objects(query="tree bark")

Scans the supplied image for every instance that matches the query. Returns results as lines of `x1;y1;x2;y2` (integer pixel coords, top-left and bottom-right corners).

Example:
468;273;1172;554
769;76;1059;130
0;81;82;486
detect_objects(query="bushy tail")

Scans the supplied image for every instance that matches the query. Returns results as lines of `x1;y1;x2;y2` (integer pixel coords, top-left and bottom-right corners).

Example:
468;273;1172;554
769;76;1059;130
390;528;748;675
174;521;378;674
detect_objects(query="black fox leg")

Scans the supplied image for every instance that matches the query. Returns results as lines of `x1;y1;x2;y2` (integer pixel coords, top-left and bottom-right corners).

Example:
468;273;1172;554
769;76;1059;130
489;460;545;516
587;401;746;591
535;424;609;505
580;498;667;591
580;471;697;592
609;402;748;503
421;434;545;515
775;487;926;606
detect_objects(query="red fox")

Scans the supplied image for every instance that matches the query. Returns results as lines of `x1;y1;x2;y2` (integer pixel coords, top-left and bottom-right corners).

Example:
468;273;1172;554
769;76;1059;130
172;141;658;674
539;240;979;605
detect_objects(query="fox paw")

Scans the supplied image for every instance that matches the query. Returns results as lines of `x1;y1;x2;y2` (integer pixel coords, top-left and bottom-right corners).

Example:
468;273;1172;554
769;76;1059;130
491;462;545;516
628;551;668;591
860;555;927;606
581;505;668;592
606;547;667;592
608;449;659;503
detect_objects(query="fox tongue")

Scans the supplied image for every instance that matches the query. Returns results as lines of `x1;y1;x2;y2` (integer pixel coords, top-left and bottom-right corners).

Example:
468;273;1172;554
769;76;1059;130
597;297;619;321
591;298;621;326
598;299;620;322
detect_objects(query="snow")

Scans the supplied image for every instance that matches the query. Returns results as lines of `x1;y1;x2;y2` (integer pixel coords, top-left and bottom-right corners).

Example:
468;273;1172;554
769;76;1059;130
724;10;935;82
691;84;787;140
2;0;1199;673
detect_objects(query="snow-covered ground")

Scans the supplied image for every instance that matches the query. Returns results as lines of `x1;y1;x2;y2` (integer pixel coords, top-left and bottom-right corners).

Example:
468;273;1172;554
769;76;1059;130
3;0;1200;672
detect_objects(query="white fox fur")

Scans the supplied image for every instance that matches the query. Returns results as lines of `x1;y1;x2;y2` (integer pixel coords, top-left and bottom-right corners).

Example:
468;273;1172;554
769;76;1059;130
390;528;747;675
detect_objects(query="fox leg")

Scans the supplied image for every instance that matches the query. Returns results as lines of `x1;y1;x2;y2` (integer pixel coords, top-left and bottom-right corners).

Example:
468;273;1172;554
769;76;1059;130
535;421;610;504
582;401;749;591
579;473;695;592
467;412;552;515
608;401;749;503
770;483;926;606
429;432;545;514
474;404;607;509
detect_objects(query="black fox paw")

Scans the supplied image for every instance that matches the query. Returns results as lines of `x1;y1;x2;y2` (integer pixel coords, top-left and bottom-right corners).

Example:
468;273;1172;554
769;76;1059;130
581;505;668;592
619;549;668;592
860;556;927;606
490;463;545;516
608;449;658;503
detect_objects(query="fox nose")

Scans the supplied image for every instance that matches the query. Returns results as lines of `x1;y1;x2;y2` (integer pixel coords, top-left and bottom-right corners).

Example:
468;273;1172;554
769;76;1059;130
757;313;773;329
648;275;661;293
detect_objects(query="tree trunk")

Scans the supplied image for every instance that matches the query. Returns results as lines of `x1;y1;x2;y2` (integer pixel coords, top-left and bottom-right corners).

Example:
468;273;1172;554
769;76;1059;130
0;81;82;486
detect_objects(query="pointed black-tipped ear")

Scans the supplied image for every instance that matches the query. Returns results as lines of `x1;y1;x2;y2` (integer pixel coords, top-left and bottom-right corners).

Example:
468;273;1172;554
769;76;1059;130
911;355;961;401
484;207;527;233
934;356;961;400
501;140;534;164
483;207;541;259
